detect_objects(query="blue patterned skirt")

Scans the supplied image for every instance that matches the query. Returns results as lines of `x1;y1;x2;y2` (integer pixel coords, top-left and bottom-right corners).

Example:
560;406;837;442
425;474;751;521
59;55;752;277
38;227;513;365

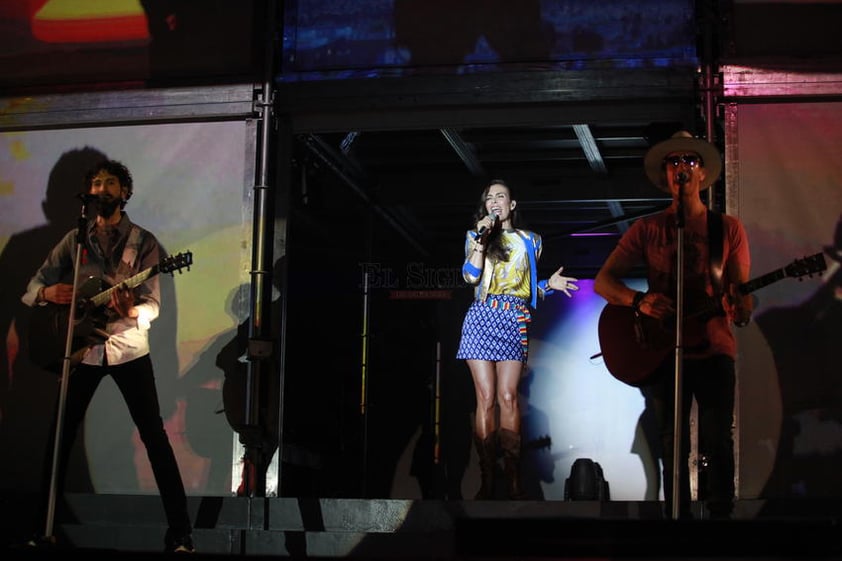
456;294;532;363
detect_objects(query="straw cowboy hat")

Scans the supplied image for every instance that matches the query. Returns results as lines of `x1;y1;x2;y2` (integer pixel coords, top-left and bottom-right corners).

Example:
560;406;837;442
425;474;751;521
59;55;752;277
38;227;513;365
643;130;722;192
825;216;842;263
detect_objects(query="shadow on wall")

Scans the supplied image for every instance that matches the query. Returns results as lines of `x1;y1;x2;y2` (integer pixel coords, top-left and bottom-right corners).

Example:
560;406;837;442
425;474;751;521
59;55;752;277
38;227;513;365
0;147;108;498
757;218;842;502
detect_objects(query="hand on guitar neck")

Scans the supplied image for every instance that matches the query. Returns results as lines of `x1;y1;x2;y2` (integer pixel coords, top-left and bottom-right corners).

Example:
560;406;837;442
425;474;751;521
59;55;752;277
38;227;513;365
109;283;138;319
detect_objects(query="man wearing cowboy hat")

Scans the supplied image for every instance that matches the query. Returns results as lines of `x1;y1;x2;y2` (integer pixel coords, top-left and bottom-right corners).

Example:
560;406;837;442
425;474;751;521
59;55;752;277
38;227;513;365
594;130;753;520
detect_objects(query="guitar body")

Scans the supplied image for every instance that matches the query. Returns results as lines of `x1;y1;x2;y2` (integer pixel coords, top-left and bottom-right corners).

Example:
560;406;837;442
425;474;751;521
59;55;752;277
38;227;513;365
26;251;193;374
28;277;111;373
598;253;827;387
597;304;674;387
28;303;108;373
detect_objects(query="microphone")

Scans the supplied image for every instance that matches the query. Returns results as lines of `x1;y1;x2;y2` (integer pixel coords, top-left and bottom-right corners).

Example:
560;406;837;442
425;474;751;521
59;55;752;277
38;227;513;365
76;193;98;203
477;212;498;239
676;172;689;184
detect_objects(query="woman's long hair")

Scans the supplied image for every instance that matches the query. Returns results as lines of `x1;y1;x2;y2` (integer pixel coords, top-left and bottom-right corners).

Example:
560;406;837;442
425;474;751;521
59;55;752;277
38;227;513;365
471;179;520;263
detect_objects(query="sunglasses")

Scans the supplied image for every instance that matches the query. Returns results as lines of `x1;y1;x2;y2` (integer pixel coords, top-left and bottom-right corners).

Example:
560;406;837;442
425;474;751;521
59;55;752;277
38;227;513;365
663;154;703;168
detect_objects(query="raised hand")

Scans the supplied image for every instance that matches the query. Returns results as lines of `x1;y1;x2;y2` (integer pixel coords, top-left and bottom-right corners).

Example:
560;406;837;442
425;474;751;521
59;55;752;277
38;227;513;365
548;266;579;298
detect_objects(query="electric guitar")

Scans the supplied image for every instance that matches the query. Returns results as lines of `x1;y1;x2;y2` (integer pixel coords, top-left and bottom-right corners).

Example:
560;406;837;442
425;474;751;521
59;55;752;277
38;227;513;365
28;251;193;373
597;253;827;387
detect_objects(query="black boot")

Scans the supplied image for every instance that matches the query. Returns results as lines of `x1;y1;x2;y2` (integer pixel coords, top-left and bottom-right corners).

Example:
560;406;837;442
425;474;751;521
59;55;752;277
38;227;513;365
499;429;527;500
473;433;497;500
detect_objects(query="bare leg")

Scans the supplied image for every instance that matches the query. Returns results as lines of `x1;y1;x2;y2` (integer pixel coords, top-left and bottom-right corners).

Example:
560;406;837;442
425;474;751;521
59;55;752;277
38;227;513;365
496;360;526;499
495;360;523;433
467;359;498;499
468;359;497;438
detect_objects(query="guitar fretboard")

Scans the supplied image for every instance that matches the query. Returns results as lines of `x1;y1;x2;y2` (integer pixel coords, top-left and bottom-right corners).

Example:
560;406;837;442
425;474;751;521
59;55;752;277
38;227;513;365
83;251;192;309
738;253;825;295
739;269;785;295
88;265;159;308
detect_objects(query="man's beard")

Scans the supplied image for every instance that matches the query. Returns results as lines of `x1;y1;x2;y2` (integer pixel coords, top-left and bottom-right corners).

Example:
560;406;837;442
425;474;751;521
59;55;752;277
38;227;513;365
95;196;122;218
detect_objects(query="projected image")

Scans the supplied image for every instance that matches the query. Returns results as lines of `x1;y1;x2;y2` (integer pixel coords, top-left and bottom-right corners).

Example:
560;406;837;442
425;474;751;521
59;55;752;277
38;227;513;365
734;102;842;501
0;121;251;496
1;1;695;90
0;0;260;91
281;0;697;79
29;0;149;44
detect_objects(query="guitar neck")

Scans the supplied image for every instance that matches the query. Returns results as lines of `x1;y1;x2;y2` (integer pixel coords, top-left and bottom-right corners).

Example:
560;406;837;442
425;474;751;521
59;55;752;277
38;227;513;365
738;268;786;295
88;265;160;308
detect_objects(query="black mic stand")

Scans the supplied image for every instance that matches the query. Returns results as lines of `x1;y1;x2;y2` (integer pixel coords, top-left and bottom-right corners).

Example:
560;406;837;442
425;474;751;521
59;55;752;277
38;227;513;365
42;199;90;542
670;180;687;520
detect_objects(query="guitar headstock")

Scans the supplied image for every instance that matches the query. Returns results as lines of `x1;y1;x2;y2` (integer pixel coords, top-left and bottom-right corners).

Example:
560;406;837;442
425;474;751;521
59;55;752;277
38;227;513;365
784;253;827;280
160;251;193;275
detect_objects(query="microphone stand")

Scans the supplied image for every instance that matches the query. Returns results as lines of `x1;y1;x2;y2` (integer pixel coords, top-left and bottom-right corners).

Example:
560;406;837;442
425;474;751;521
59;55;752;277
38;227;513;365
670;180;687;520
43;199;90;542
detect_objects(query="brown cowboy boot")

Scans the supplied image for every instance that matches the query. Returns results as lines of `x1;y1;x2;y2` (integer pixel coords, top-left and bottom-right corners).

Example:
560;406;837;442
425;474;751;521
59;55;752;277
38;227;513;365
473;433;497;500
499;428;527;500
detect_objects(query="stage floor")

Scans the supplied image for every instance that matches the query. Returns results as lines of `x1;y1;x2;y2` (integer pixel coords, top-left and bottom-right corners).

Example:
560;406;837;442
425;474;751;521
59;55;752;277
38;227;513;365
2;494;841;559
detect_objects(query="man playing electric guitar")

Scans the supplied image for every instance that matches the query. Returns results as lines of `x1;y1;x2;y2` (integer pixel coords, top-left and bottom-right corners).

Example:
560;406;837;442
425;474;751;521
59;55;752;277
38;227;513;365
20;160;194;552
594;131;753;520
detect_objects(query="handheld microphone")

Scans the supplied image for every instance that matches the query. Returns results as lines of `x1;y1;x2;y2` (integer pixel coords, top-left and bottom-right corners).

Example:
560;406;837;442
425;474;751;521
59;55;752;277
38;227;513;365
477;212;498;238
76;193;98;203
676;172;689;184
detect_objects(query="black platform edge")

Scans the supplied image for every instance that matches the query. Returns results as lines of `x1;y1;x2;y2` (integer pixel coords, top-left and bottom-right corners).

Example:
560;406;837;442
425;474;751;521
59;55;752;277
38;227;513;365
455;517;842;559
3;494;842;559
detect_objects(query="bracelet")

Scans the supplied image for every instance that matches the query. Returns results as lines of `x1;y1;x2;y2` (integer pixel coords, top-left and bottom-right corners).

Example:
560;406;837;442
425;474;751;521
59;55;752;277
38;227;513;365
631;291;645;311
37;286;46;303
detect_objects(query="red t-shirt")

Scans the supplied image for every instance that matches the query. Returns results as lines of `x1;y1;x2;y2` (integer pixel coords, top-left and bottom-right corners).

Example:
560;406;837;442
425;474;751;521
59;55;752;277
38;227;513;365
613;209;751;359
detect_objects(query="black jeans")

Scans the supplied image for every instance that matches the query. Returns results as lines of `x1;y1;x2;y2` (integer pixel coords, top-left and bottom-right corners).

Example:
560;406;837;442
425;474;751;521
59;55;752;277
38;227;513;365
41;354;191;540
641;354;736;519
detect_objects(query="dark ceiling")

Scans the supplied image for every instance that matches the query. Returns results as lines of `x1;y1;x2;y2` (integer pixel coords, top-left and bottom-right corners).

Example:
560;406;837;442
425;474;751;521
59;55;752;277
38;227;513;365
281;69;700;278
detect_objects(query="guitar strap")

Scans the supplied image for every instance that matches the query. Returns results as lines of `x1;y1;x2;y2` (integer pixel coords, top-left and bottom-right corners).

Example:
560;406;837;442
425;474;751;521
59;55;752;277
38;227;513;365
707;210;724;295
121;226;143;273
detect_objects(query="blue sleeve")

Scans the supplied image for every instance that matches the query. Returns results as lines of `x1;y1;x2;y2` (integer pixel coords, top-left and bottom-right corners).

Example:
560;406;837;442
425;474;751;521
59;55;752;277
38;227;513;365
461;230;482;284
463;261;482;280
538;279;554;299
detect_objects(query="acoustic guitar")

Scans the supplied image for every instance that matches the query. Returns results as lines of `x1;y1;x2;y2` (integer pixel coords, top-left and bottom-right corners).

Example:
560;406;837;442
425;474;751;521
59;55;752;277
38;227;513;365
597;253;827;387
28;251;193;373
